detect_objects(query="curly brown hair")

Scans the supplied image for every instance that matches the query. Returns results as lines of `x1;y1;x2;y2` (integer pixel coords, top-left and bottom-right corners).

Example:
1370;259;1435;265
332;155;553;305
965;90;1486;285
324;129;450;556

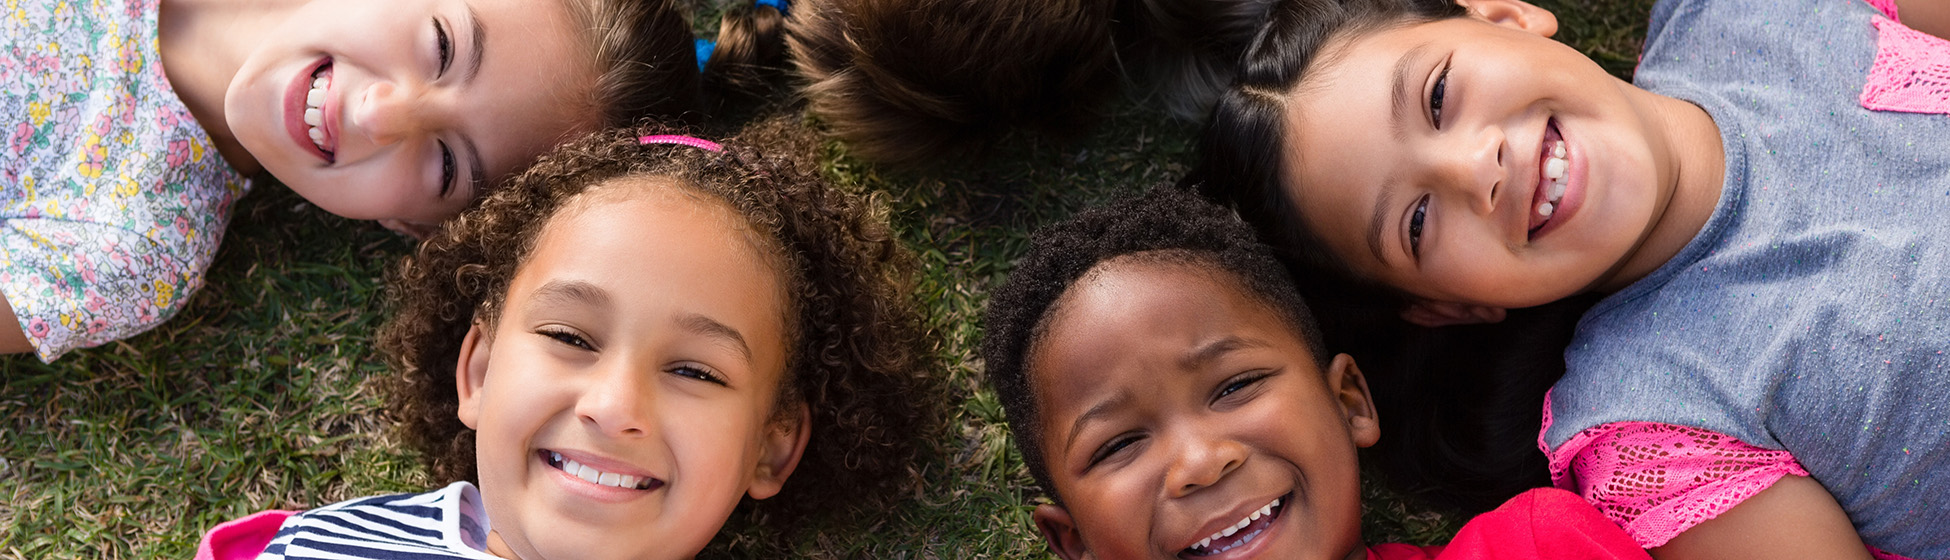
378;119;942;529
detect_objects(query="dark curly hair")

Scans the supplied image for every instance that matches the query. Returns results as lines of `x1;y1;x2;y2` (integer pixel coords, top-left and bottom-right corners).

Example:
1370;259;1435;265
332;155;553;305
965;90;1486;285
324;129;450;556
979;186;1326;501
378;120;942;530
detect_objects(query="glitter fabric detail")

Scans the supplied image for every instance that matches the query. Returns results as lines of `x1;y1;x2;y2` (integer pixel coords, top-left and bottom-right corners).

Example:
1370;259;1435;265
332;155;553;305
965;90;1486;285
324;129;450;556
1539;394;1809;548
1869;546;1920;560
1859;15;1950;114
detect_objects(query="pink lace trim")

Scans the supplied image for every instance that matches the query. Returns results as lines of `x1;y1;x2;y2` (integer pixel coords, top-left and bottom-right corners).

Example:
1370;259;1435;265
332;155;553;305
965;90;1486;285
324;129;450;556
1860;14;1950;114
1862;0;1899;20
1538;395;1809;548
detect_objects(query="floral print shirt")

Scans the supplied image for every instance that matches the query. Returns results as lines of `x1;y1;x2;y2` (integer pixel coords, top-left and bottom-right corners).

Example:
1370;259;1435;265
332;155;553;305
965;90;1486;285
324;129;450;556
3;0;249;362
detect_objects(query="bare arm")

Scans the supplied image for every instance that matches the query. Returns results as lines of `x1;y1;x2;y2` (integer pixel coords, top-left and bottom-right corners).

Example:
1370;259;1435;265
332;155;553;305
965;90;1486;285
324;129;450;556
1896;0;1950;39
0;295;33;355
1651;475;1871;560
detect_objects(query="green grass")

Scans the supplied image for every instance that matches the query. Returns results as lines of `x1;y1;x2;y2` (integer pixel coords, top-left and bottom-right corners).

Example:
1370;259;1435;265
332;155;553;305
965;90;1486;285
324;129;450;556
0;1;1652;557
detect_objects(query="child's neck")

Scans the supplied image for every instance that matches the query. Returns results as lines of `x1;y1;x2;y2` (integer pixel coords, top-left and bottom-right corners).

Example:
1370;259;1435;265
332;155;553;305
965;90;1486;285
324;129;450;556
1589;85;1727;293
157;0;304;176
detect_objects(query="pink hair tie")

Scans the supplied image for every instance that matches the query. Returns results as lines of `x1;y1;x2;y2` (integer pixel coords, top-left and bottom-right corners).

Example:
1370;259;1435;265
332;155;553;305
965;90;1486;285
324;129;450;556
638;134;723;152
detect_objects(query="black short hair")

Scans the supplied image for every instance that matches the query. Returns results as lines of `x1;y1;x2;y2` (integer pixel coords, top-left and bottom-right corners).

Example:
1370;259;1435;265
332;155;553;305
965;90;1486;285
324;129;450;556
979;186;1327;501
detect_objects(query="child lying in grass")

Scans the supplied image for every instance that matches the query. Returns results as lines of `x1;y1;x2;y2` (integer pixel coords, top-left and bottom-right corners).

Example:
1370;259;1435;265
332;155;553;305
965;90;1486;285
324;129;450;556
194;122;938;559
980;187;1649;560
1197;0;1950;555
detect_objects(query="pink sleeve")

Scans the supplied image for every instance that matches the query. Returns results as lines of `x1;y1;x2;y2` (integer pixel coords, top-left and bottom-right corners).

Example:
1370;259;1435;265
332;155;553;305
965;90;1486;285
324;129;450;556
1859;12;1950;114
1538;394;1808;549
195;510;296;560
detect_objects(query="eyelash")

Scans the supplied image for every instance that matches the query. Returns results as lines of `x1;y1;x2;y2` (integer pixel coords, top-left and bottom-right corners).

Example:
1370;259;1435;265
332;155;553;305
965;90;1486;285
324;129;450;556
1410;194;1429;257
434;18;454;77
1089;434;1140;468
1430;64;1450;129
537;327;730;386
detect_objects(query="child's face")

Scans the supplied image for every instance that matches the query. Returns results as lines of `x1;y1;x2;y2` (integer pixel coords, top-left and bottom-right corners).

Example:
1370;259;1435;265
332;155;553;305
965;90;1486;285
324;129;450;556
1281;2;1684;310
1026;256;1380;560
225;0;596;223
454;181;809;560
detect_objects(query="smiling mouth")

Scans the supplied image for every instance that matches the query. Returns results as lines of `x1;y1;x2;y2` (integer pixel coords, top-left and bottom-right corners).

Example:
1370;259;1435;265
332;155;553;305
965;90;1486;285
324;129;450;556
539;450;663;491
303;61;337;161
1181;493;1288;558
1529;118;1569;237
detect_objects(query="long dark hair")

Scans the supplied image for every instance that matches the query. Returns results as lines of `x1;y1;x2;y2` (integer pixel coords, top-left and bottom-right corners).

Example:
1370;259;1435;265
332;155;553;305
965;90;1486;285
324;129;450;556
1192;0;1592;514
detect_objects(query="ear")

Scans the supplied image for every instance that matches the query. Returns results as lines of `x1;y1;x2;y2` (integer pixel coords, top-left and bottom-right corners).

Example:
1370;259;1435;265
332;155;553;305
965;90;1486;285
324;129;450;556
1033;503;1096;560
1325;354;1381;449
1400;299;1507;327
454;321;493;430
745;401;811;500
1455;0;1558;38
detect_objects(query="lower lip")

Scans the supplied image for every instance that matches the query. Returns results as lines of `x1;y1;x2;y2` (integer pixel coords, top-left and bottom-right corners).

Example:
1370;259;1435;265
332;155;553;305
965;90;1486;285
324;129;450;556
541;453;657;504
283;57;334;164
1182;496;1289;560
1532;122;1585;240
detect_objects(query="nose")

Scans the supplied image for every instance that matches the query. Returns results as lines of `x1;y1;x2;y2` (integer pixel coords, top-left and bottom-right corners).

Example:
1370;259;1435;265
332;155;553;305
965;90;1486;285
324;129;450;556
1426;126;1505;214
1163;431;1247;498
351;80;446;147
574;362;656;438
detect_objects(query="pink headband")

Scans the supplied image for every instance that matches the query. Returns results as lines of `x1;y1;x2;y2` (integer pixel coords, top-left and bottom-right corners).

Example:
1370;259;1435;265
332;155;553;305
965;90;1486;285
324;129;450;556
638;134;723;152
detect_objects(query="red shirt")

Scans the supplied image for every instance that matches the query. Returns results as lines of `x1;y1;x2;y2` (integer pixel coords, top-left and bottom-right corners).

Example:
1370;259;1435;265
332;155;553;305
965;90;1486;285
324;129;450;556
1367;488;1650;560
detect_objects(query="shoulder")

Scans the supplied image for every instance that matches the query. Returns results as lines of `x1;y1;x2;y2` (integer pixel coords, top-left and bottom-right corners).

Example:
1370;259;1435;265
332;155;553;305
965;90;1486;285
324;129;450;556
261;482;490;560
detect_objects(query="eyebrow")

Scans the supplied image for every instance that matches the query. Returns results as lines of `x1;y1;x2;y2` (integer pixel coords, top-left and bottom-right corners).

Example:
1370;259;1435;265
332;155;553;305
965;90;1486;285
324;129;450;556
465;5;487;84
1367;177;1396;265
1065;390;1134;454
530;280;611;311
1181;335;1269;370
677;313;753;363
1390;42;1432;142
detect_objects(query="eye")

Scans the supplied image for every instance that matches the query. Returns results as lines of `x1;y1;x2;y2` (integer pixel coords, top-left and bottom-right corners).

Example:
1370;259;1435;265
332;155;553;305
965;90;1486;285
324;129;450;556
1214;371;1273;405
438;140;456;198
1409;194;1430;257
433;17;454;77
1430;65;1450;129
538;327;595;351
670;364;728;386
1088;434;1142;468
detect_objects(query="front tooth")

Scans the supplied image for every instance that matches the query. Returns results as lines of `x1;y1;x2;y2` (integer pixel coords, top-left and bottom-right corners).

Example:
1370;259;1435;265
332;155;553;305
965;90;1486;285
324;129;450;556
313;76;328;88
1221;524;1240;538
576;464;601;483
1552;141;1566;158
599;472;621;487
1538;201;1555;218
1545;157;1567;180
307;89;325;107
304;108;322;126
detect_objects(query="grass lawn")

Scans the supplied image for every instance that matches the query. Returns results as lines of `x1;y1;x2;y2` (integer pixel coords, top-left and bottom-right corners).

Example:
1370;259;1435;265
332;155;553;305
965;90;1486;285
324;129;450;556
0;1;1652;556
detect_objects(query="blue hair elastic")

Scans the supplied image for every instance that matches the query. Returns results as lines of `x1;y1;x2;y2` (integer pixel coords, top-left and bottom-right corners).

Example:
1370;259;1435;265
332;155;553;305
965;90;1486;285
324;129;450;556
694;38;715;71
755;0;788;14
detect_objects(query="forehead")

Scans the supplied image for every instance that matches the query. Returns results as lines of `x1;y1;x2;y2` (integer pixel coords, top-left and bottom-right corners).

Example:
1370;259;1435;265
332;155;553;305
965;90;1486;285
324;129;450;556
1278;21;1445;279
464;0;601;182
511;178;790;360
1028;257;1313;424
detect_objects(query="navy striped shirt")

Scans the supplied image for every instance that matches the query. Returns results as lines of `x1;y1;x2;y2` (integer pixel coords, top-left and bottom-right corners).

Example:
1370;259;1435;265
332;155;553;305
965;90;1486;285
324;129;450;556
258;482;499;560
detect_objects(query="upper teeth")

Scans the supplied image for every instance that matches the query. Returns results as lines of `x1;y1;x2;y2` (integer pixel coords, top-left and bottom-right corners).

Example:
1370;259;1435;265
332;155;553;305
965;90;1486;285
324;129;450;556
1539;140;1567;218
550;451;649;490
304;69;330;151
1191;498;1280;553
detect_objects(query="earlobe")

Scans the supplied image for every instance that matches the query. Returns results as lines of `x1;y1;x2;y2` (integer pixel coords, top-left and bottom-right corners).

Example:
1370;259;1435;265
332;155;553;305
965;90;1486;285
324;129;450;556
1456;0;1559;38
746;402;811;500
1326;354;1382;448
1034;504;1095;560
1401;300;1507;327
454;321;493;430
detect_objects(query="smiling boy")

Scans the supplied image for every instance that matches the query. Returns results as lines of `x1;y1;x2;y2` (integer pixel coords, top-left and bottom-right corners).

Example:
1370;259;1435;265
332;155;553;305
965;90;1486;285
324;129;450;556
980;187;1650;560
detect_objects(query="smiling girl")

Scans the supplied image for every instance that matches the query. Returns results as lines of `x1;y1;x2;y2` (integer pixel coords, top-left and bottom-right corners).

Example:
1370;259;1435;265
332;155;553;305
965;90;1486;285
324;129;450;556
2;0;784;362
194;122;938;559
1196;0;1950;558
